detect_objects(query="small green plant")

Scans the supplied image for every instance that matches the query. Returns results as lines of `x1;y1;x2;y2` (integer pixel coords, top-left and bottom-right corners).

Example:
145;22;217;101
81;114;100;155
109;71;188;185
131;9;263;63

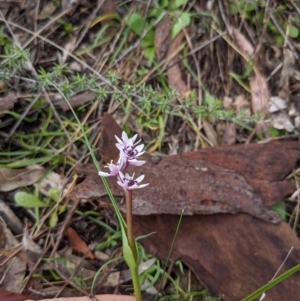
56;19;75;36
0;26;12;47
151;0;192;38
229;0;257;16
15;187;66;228
125;0;192;65
0;45;264;156
272;200;287;221
0;45;29;75
229;0;299;45
96;231;122;251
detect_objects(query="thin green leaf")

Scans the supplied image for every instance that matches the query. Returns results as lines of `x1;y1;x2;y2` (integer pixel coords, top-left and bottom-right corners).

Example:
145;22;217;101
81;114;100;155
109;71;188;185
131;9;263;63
241;264;300;301
49;212;58;228
91;256;122;295
6;156;53;168
155;211;184;301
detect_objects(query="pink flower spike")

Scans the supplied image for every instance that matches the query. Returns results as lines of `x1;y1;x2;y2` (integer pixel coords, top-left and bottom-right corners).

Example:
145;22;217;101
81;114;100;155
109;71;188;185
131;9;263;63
115;131;145;161
117;171;149;190
98;159;124;177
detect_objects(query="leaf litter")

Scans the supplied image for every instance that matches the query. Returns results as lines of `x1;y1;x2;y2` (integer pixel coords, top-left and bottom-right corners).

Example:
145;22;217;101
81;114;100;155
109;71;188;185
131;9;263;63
70;114;300;300
0;165;45;192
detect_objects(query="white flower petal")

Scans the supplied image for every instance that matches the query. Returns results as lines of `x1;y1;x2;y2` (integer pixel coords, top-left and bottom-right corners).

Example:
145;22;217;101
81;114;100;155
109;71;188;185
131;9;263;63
98;171;111;177
130;134;138;144
117;181;126;189
128;159;146;166
115;135;123;145
135;144;144;152
135;174;145;183
125;172;134;179
129;182;149;190
135;151;145;157
122;131;129;142
139;183;149;188
136;183;149;189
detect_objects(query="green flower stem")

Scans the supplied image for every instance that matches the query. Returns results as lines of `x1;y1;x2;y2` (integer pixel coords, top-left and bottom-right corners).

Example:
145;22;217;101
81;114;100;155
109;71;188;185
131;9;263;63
125;189;142;301
130;263;142;301
125;189;134;251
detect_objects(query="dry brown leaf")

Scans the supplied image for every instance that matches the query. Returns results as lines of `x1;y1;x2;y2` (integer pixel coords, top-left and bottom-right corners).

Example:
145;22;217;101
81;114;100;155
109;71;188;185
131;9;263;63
0;218;26;293
70;115;300;299
216;122;236;145
99;0;116;16
234;94;250;112
232;28;254;57
61;0;79;11
0;199;23;234
60;37;76;65
0;1;22;9
99;113;122;163
71;115;299;224
269;96;287;113
202;120;218;146
271;111;294;132
52;91;96;112
39;171;67;198
65;227;94;260
232;28;270;124
71;143;297;224
155;15;171;60
279;49;300;102
222;96;233;110
0;92;18;117
133;214;300;301
22;221;43;268
37;2;57;20
167;31;189;96
25;294;135;301
0;165;45;192
0;288;39;301
249;71;270;117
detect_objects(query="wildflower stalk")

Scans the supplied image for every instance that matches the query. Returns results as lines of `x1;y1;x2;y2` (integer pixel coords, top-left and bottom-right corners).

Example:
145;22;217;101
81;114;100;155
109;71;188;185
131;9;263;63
124;187;141;301
50;83;144;299
125;189;134;251
99;131;148;301
131;264;142;301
